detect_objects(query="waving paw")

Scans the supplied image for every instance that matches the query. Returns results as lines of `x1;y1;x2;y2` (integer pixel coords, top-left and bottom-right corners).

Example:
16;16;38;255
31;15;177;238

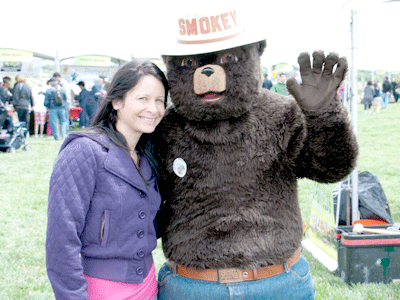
287;51;348;111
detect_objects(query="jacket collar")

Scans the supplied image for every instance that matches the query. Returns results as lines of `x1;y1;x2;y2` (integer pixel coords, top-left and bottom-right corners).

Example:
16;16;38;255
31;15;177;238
67;131;154;191
104;142;154;191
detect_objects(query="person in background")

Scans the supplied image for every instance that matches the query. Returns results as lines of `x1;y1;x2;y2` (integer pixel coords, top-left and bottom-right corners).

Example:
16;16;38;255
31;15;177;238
46;59;169;300
271;72;289;96
12;75;33;133
372;82;382;113
33;90;46;138
362;81;374;114
53;72;72;131
382;77;391;109
84;75;106;122
262;73;272;90
0;77;14;133
0;76;12;106
92;76;107;98
44;78;67;140
338;84;345;103
74;81;90;128
391;78;399;103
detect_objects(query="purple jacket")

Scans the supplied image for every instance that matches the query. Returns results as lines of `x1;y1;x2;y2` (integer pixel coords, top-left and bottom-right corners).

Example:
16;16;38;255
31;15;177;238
46;131;161;300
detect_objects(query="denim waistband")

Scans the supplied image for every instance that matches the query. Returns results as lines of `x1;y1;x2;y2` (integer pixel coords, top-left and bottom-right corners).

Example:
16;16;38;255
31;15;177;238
82;255;153;283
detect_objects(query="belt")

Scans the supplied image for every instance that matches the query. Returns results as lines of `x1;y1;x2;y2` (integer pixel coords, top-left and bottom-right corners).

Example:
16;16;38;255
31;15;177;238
168;247;301;284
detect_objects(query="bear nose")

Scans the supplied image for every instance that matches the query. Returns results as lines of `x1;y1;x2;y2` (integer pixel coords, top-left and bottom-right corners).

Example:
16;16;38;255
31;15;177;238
201;67;214;77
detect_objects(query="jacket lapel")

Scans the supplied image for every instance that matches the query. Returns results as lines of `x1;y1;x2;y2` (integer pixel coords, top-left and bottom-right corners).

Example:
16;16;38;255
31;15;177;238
103;140;153;191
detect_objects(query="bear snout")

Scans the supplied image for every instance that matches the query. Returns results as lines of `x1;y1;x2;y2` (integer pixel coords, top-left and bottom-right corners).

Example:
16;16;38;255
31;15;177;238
194;65;226;96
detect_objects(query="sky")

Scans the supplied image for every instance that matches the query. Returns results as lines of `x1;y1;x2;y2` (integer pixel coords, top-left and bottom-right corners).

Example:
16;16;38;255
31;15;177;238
2;0;399;71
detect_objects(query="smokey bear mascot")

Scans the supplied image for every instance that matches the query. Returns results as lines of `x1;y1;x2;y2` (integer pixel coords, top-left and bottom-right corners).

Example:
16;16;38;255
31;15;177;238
153;6;358;300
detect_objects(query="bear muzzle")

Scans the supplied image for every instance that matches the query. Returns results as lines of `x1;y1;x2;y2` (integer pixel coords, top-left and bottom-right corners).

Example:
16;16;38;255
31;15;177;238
194;65;226;102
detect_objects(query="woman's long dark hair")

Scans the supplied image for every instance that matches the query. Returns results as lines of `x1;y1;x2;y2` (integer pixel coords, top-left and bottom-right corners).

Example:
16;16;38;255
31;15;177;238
89;59;169;179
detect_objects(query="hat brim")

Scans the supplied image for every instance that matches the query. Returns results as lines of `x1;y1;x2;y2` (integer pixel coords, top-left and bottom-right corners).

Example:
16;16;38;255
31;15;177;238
161;33;266;56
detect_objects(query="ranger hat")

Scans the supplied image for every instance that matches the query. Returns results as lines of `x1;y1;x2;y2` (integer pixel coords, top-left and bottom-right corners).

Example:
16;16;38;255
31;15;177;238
161;4;266;56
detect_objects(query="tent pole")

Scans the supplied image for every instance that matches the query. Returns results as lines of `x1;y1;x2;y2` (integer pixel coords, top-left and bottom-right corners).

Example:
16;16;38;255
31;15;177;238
55;50;61;73
350;10;359;223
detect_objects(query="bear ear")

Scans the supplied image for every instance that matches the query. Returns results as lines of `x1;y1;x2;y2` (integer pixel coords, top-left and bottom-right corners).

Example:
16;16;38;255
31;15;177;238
257;40;267;56
162;55;169;65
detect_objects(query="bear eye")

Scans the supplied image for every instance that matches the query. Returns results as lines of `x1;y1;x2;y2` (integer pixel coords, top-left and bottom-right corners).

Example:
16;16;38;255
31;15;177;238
220;53;238;64
181;58;198;68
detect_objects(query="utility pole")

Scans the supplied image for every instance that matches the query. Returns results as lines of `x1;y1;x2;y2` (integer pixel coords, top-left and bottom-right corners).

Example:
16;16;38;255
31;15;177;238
55;50;61;73
350;10;359;223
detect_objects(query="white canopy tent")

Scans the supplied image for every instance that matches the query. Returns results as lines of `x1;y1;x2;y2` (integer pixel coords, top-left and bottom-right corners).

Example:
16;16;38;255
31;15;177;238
262;0;400;71
2;0;399;72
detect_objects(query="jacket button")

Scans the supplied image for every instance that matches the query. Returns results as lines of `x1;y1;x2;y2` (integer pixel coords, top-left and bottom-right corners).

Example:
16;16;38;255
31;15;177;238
136;267;143;275
138;211;146;219
137;230;145;238
138;250;145;258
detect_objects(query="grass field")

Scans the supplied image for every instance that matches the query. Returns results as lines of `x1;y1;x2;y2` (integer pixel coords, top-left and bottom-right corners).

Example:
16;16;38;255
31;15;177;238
1;103;399;299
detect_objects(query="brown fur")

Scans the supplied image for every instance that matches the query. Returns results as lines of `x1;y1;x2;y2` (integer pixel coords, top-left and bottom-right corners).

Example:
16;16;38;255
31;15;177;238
153;41;358;270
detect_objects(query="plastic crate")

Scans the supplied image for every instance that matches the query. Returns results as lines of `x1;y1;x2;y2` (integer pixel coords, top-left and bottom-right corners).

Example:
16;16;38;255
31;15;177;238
337;225;400;284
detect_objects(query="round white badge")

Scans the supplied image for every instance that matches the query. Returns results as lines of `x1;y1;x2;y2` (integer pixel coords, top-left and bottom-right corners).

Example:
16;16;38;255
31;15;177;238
173;158;187;178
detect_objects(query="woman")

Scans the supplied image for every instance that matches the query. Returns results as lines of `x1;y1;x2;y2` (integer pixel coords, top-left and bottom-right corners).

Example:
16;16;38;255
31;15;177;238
362;80;374;114
46;60;168;300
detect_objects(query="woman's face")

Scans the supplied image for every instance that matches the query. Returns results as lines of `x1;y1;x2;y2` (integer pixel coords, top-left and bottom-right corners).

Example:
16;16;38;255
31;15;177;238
113;75;165;142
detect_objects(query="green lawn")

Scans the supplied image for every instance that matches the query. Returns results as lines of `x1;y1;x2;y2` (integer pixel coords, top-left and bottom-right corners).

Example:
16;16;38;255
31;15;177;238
1;103;399;299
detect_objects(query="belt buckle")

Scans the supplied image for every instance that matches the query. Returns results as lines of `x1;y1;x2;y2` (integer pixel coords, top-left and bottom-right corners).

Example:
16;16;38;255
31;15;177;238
217;268;244;283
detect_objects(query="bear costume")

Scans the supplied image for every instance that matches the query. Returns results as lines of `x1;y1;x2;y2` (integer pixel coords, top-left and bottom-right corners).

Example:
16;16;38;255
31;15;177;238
154;7;358;300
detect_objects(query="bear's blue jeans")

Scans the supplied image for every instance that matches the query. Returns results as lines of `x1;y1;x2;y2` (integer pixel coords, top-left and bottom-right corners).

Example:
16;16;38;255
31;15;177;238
158;255;315;300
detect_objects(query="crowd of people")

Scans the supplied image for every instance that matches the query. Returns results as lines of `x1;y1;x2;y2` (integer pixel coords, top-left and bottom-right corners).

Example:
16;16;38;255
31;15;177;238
262;72;291;96
0;73;108;140
2;71;399;140
261;72;400;114
362;76;400;114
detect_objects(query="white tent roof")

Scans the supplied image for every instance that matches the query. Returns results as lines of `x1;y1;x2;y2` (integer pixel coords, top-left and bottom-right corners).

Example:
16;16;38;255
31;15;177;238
261;0;400;72
2;0;399;71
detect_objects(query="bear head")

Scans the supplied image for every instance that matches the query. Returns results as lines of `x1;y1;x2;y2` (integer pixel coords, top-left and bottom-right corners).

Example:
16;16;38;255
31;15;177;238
162;40;266;122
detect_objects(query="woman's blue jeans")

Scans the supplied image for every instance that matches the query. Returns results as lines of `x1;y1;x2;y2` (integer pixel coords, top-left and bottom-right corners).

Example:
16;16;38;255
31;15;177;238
158;255;315;300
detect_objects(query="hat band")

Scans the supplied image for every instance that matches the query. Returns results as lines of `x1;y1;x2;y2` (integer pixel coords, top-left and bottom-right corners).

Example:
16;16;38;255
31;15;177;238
177;30;243;45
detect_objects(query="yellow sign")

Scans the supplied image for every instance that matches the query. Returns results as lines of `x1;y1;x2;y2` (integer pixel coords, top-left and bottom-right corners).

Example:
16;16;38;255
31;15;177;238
375;70;387;76
272;63;297;78
272;63;294;72
309;183;337;260
0;49;33;62
74;55;111;67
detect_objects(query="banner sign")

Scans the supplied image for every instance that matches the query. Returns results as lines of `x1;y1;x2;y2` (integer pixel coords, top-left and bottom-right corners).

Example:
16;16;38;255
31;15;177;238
62;65;116;77
0;60;42;76
308;182;337;260
0;49;33;62
74;55;111;67
271;63;298;78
